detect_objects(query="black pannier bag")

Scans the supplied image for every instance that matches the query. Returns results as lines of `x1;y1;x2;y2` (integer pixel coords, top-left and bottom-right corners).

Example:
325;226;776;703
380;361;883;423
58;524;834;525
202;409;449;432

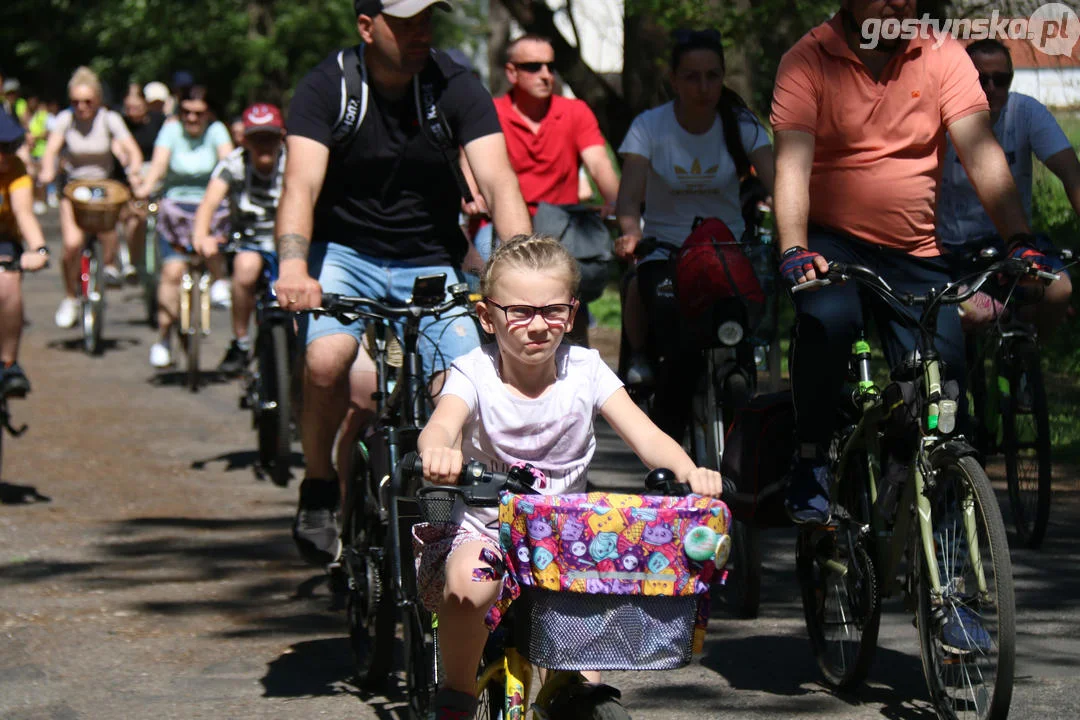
721;391;796;528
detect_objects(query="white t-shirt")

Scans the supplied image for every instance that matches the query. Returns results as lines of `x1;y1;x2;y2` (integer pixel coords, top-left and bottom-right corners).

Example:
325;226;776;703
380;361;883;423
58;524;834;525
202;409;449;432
938;92;1072;248
618;101;770;262
53;108;132;181
440;343;624;539
210;146;286;252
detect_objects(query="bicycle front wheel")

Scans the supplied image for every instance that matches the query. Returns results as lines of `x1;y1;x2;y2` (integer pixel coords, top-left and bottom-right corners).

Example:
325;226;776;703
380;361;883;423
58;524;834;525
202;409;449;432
916;452;1015;720
185;279;201;393
256;323;293;487
404;605;437;720
1000;341;1051;549
81;241;106;355
725;518;762;619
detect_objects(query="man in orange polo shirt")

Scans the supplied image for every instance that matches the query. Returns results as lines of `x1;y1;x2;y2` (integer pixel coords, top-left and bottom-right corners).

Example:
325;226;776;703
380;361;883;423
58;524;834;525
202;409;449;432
771;1;1039;532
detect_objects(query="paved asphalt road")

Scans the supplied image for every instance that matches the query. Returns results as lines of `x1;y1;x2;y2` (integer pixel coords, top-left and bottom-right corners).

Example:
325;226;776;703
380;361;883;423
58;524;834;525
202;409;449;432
2;211;1080;719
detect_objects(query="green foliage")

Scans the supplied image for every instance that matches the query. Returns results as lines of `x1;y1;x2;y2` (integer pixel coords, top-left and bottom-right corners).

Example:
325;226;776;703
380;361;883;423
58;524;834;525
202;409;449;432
588;287;622;329
0;0;480;117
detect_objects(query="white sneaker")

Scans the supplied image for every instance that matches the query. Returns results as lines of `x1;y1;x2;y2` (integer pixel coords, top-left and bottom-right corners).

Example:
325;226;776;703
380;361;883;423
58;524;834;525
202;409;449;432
103;265;123;288
122;263;138;283
32;201;47;215
54;297;79;329
47;194;59;209
210;279;231;308
149;341;172;368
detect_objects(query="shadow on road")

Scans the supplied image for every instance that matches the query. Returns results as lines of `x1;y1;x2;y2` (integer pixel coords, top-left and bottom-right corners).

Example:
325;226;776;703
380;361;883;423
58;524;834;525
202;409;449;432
261;638;413;719
0;481;52;504
149;368;236;390
190;448;305;478
45;337;141;354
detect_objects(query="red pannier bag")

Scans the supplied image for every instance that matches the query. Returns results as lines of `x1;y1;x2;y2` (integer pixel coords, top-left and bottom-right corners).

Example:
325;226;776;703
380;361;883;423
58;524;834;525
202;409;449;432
674;216;765;319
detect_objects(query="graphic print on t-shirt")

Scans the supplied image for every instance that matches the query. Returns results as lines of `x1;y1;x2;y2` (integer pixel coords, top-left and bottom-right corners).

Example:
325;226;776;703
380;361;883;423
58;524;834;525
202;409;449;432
673;158;722;196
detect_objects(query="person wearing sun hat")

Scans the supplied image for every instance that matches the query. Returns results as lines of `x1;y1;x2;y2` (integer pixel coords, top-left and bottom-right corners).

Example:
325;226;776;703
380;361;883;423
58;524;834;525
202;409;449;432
0;110;50;398
192;102;287;375
276;0;529;632
143;81;171;115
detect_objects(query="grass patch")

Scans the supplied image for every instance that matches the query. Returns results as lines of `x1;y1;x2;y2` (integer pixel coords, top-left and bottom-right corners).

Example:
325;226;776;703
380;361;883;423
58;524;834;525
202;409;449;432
588;286;622;329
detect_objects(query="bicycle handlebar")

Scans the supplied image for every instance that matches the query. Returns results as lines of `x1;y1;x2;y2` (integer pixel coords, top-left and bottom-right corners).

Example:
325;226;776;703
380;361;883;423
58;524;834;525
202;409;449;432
403;452;748;511
301;285;472;324
790;257;1058;306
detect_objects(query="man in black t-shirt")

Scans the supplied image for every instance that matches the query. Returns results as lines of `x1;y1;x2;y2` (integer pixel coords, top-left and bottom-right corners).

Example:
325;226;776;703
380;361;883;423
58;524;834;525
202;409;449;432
277;0;530;573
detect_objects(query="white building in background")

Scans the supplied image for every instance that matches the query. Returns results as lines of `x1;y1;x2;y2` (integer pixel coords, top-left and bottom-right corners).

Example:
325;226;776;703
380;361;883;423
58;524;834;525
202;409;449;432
994;38;1080;109
547;0;624;74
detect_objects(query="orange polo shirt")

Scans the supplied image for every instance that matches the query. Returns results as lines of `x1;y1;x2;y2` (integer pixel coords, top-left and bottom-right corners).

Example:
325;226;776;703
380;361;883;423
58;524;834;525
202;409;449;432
770;14;989;256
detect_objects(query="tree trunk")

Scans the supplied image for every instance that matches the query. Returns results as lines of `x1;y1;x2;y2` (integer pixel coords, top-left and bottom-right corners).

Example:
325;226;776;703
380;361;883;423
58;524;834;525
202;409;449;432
488;0;513;96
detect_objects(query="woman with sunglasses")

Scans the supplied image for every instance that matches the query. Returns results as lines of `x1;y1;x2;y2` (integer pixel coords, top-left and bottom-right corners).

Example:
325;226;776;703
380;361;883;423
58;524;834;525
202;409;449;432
0;112;51;397
134;85;232;368
613;28;774;442
38;66;143;330
938;38;1078;335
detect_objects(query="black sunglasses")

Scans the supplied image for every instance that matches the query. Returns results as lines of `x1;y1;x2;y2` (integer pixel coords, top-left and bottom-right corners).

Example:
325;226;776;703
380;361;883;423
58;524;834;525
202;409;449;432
978;71;1013;88
672;28;723;46
513;61;556;74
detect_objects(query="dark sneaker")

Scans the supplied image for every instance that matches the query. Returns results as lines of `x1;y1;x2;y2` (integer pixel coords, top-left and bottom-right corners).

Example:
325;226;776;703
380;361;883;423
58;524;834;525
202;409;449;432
217;340;249;375
0;363;31;398
941;605;992;654
292;477;341;566
785;454;831;525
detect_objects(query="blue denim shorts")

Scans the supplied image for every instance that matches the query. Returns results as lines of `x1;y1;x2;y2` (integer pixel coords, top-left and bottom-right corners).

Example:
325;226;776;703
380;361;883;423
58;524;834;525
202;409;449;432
301;242;480;379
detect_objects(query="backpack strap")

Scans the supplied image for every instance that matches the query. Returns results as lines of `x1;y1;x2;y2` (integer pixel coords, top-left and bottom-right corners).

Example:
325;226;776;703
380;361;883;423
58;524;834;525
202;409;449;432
331;44;369;149
414;59;475;204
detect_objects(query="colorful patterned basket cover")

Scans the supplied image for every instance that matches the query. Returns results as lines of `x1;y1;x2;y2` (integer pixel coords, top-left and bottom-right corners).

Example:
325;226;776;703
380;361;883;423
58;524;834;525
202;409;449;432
498;491;732;597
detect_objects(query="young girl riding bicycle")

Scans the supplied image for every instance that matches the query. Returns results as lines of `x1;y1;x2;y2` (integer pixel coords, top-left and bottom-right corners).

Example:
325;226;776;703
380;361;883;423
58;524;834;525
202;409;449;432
415;233;724;719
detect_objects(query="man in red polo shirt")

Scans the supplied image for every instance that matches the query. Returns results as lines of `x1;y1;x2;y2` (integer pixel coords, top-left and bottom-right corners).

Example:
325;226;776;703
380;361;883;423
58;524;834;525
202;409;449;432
482;34;620;343
771;1;1040;531
495;34;619;212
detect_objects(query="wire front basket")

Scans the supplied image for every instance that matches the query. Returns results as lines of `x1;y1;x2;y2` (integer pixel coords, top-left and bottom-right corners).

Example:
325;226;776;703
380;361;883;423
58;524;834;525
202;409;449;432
512;587;699;670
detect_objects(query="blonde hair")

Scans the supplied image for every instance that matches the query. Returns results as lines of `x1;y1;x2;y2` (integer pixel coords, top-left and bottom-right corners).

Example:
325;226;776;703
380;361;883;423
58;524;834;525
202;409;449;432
480;233;581;299
68;66;102;102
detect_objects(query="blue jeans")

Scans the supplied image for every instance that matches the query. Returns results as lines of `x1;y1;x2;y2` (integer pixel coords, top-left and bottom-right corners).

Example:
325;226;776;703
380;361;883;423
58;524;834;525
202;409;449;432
300;242;480;379
464;222;495;293
791;227;966;447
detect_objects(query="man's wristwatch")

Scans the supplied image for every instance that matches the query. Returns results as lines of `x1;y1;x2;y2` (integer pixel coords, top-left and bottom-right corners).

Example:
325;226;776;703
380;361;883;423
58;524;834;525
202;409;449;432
35;247;49;257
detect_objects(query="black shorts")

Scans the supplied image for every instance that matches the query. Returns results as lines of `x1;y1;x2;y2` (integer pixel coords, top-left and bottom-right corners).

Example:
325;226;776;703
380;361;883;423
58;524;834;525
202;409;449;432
0;238;23;262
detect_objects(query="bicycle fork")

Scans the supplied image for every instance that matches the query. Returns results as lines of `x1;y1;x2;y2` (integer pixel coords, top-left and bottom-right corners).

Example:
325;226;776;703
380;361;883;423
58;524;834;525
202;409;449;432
179;271;212;337
915;446;989;604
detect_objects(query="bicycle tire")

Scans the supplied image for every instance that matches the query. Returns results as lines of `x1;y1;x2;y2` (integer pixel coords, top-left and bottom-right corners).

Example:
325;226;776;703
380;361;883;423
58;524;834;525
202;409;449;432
0;403;6;481
185;278;200;393
473;642;507;720
404;605;437;720
796;525;880;690
342;465;395;690
1000;342;1051;549
916;452;1015;720
81;242;105;355
256;323;293;488
144;216;159;328
725;518;762;619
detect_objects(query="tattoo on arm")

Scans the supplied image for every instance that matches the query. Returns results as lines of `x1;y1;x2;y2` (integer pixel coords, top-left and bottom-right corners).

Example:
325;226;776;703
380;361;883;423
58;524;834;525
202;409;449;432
278;233;311;262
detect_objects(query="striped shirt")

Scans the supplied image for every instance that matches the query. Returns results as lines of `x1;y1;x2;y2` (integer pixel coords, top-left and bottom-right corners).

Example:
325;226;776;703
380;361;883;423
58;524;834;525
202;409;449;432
209;146;285;252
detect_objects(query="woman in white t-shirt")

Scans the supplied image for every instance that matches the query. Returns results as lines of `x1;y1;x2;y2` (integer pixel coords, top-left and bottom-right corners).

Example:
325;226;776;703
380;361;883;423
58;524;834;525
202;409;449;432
39;67;144;329
614;28;774;443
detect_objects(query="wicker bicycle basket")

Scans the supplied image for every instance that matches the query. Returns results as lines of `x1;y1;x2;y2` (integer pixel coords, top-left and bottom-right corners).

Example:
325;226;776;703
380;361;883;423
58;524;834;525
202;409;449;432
63;179;131;234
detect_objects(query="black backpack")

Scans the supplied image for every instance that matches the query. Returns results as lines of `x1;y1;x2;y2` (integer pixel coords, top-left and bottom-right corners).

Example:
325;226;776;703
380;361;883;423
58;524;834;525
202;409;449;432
330;44;474;204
